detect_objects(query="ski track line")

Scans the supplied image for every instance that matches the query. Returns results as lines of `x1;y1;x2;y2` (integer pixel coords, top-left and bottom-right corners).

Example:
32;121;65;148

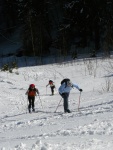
1;94;113;121
1;103;113;133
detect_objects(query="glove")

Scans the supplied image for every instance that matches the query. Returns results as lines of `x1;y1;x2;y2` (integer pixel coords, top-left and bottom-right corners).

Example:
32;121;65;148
59;92;64;97
79;89;83;92
61;93;65;97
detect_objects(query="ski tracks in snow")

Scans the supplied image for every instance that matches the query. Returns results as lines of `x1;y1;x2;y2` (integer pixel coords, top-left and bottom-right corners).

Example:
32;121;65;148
1;93;113;149
0;64;113;149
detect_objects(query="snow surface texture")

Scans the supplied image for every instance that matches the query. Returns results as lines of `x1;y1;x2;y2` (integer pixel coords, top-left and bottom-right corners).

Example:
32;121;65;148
0;58;113;150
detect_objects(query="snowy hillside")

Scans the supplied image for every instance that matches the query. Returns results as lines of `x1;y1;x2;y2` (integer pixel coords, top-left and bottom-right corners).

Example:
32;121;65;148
0;57;113;149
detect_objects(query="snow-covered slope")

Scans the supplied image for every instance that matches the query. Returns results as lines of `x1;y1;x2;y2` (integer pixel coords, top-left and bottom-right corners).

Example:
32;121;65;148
0;58;113;149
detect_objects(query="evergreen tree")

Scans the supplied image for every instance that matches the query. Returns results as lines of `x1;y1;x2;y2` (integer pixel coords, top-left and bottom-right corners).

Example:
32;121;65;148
61;0;113;53
17;0;52;56
2;0;19;35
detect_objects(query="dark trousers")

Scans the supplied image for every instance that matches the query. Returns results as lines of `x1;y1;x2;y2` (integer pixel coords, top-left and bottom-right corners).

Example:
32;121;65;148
28;96;35;110
51;86;55;95
61;93;69;111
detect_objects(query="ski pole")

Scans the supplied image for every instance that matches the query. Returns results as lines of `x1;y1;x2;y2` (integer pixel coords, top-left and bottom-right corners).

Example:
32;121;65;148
54;98;62;113
38;95;43;109
78;92;81;111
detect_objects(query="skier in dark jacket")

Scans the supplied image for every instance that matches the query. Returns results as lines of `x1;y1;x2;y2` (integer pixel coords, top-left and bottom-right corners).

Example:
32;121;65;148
59;79;82;113
26;84;39;113
46;80;55;95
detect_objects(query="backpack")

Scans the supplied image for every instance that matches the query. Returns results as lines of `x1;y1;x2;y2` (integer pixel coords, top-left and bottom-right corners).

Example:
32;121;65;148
61;78;70;87
28;88;37;96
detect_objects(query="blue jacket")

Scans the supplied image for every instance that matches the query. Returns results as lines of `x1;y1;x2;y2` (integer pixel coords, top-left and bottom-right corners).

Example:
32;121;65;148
58;82;80;94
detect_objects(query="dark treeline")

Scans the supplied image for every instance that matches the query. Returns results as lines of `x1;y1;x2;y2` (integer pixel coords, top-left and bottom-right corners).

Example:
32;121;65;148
1;0;113;57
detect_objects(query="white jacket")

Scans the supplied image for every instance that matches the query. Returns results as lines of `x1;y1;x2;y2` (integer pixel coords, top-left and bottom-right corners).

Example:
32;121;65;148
58;82;80;94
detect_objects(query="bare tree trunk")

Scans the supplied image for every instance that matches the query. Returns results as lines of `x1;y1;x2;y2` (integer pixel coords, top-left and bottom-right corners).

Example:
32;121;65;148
29;10;35;57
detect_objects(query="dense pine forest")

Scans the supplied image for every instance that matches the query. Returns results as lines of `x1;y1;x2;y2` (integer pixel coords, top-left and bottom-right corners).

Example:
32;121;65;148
0;0;113;58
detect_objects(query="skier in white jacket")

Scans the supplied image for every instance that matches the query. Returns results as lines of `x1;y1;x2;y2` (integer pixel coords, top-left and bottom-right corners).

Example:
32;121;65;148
58;79;82;113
